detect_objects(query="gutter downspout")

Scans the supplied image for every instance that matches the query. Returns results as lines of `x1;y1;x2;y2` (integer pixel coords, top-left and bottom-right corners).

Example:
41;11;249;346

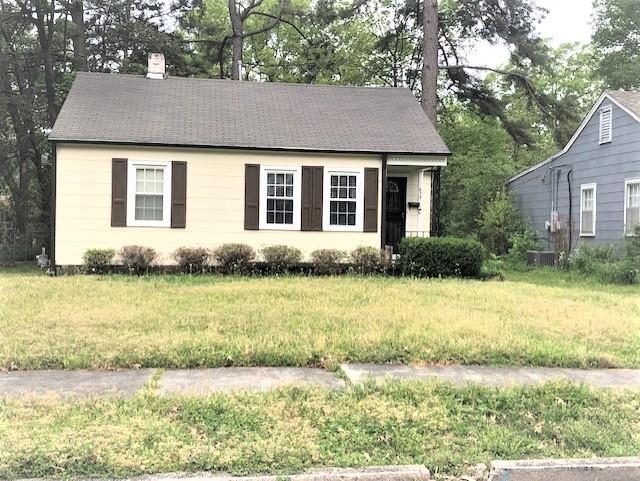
567;169;573;251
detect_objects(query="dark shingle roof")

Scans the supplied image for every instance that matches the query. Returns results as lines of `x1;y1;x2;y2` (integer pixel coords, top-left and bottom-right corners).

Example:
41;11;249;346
49;72;450;155
607;90;640;119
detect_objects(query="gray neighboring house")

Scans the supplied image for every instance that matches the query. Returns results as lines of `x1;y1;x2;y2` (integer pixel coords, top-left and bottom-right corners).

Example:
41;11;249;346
507;91;640;251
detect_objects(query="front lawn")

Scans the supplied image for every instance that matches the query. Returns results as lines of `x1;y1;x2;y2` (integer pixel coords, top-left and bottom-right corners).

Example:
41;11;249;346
1;381;639;479
1;270;639;369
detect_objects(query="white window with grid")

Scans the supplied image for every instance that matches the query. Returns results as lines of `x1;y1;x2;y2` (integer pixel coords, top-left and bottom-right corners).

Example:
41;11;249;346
127;161;171;227
599;105;612;144
259;166;301;230
323;169;363;231
625;179;640;235
580;183;596;236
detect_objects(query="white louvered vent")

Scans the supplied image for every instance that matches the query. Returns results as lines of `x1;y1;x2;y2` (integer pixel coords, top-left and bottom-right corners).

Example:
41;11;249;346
599;105;612;144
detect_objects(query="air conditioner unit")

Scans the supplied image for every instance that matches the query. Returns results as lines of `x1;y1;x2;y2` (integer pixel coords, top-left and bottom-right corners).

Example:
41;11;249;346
526;250;558;267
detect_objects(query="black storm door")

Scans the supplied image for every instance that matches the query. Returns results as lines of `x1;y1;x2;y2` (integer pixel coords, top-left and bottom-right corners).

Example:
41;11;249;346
385;177;407;252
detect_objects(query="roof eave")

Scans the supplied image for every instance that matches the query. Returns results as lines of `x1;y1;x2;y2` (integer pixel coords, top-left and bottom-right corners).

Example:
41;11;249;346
49;138;451;157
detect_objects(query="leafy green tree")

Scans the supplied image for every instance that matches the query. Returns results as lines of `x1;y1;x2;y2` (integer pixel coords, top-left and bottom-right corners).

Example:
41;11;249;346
592;0;640;90
494;43;602;148
438;98;558;237
477;190;523;255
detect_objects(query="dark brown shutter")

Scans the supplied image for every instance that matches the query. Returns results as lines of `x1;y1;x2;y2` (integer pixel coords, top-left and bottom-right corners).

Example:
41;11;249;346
301;166;323;231
111;158;127;227
171;161;187;228
244;164;260;230
363;167;379;232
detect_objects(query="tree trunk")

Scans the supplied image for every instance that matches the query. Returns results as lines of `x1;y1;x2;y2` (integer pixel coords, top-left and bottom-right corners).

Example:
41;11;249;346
33;0;58;124
228;0;243;80
70;0;87;70
421;0;438;125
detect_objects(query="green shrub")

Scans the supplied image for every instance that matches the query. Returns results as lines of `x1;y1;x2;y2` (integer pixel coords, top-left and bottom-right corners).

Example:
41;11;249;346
310;249;345;275
625;224;640;266
570;243;618;274
82;248;115;274
212;243;256;274
477;190;523;255
350;246;382;274
592;261;638;285
118;245;157;275
261;245;303;274
505;229;540;265
173;247;210;274
398;237;484;278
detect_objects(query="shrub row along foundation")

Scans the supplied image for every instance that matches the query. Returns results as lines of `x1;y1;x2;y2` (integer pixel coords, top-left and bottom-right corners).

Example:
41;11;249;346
76;238;485;278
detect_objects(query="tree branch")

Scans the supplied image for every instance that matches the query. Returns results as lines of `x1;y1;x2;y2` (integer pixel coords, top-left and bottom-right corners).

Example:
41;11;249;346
440;64;552;117
251;11;309;41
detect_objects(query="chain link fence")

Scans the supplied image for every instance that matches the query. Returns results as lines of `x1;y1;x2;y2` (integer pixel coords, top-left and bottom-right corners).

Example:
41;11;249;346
0;207;47;265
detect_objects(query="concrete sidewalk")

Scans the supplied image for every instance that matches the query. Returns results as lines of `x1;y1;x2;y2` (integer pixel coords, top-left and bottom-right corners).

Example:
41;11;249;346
340;364;640;390
3;364;640;399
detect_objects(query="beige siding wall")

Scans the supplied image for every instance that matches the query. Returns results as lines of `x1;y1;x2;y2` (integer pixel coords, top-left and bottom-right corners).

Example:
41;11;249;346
55;144;383;265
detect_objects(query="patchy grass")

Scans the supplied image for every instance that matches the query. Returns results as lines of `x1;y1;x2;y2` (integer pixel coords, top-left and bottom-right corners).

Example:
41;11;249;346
1;381;639;479
1;270;639;369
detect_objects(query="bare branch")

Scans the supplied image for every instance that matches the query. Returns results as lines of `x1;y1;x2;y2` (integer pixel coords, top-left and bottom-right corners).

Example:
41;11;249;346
251;11;310;41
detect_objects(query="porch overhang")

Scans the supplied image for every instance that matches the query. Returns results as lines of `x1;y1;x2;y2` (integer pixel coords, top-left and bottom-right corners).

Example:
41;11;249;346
387;155;447;167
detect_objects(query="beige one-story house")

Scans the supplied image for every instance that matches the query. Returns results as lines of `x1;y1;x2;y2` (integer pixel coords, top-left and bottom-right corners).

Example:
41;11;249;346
49;61;450;267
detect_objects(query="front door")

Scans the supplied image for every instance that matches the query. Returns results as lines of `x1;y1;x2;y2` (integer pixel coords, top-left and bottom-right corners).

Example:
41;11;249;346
385;177;407;252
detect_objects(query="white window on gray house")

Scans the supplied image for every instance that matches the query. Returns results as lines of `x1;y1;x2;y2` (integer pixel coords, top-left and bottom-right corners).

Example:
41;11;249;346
599;105;612;144
259;166;301;230
580;183;596;236
127;161;172;227
625;179;640;235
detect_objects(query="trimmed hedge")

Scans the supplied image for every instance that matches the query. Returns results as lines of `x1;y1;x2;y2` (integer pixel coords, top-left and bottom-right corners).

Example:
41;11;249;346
398;237;484;278
261;245;303;274
212;243;256;274
82;248;115;274
119;245;157;275
173;247;210;273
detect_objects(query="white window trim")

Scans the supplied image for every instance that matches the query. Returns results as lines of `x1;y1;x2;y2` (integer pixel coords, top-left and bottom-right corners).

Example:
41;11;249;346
599;105;612;144
579;183;597;237
323;168;364;232
624;178;640;236
259;165;302;231
126;160;172;228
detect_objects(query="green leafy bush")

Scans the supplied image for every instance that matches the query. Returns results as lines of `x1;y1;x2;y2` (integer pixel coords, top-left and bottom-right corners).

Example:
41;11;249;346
173;247;210;274
592;261;638;285
118;245;157;275
82;248;115;274
558;242;637;284
398;237;484;278
570;243;617;274
310;249;345;275
625;224;640;266
350;246;382;274
477;190;523;255
261;245;303;274
505;229;540;265
212;243;256;274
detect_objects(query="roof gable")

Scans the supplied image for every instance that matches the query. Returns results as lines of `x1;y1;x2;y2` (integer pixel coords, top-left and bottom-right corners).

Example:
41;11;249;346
49;72;451;155
507;91;640;183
